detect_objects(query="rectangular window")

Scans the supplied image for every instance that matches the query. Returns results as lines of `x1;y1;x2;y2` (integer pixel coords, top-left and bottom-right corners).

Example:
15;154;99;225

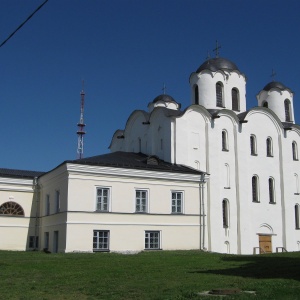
96;188;110;211
44;232;49;250
136;190;148;213
145;231;160;250
55;191;60;213
45;194;50;216
93;230;110;251
171;192;183;213
29;236;38;248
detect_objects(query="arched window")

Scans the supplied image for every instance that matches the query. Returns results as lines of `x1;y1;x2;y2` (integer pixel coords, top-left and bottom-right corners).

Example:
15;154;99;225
216;82;223;107
222;130;228;151
268;178;275;204
252;176;259;202
224;163;230;188
284;99;292;122
266;137;273;157
194;85;199;105
0;202;24;216
250;135;257;155
222;199;229;228
263;101;268;108
232;88;239;111
292;141;298;161
294;174;299;195
295;204;300;229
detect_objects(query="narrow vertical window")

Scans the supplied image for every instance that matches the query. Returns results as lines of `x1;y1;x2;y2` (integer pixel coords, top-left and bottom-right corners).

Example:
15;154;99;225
295;205;300;229
294;174;299;195
252;176;259;202
284;99;291;122
232;88;239;111
263;101;268;108
194;85;199;105
222;130;228;151
224;163;230;188
44;232;49;250
266;137;273;157
171;192;183;214
292;141;298;161
250;135;257;155
96;188;110;211
216;82;223;107
136;190;148;213
55;191;60;213
222;199;229;228
268;178;275;204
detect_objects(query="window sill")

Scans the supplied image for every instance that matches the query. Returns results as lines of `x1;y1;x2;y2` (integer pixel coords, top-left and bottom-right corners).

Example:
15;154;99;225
171;212;183;215
269;202;276;205
135;211;148;214
252;201;260;203
267;155;274;158
93;249;110;252
95;210;110;213
251;154;258;156
222;149;229;152
294;193;300;195
224;187;231;189
144;248;162;251
293;159;299;161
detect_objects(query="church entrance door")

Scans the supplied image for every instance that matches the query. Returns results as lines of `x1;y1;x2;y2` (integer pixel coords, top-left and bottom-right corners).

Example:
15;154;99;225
259;235;272;254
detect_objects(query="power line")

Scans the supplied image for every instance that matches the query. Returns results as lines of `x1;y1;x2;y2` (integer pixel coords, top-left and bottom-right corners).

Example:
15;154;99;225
0;0;49;48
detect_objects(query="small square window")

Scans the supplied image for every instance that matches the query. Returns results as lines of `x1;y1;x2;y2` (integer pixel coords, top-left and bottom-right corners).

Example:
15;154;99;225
93;230;110;251
145;231;160;250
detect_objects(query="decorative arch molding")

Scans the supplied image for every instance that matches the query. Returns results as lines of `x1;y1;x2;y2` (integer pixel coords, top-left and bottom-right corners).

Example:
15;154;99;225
124;110;150;135
257;223;274;235
183;105;212;123
241;107;284;135
0;201;25;216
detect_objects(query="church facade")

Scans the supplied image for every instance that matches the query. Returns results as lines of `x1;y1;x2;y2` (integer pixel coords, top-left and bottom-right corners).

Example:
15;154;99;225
1;56;300;254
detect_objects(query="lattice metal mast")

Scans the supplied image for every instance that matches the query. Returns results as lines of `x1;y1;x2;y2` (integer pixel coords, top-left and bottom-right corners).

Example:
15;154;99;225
77;83;86;159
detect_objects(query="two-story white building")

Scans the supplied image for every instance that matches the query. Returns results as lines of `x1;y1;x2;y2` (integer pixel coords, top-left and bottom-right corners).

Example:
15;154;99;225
1;56;300;254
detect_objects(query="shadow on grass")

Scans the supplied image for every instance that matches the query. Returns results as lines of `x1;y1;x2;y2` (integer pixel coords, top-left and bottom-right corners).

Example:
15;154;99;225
190;253;300;281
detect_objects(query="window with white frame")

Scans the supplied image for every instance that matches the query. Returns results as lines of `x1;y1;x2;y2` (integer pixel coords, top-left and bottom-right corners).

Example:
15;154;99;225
93;230;110;251
252;176;259;202
55;190;60;213
268;178;275;204
232;88;239;111
222;130;228;151
45;194;50;216
266;137;273;157
292;141;298;161
295;205;300;230
222;199;229;228
135;190;148;213
96;188;110;212
171;191;183;213
145;231;160;249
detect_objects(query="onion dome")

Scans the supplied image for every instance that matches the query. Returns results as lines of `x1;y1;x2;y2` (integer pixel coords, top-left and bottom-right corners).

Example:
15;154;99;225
152;94;178;104
263;81;290;92
196;57;240;73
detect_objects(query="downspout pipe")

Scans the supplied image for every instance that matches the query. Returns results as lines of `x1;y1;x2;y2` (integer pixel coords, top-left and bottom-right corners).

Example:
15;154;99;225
200;173;209;250
33;177;39;250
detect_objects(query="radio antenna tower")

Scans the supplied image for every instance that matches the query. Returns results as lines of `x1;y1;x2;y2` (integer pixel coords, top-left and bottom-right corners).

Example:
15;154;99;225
77;81;86;159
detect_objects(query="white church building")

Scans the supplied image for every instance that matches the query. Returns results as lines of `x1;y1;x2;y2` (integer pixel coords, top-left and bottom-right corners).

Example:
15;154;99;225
1;56;300;254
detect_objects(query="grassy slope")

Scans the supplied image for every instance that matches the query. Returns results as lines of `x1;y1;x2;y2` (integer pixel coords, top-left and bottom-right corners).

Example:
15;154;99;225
1;250;300;300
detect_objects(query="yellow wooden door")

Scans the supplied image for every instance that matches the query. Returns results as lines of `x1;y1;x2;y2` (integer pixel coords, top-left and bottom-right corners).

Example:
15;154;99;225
259;235;272;254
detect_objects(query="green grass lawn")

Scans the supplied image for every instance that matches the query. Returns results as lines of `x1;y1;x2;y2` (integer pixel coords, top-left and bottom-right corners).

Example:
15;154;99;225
1;250;300;300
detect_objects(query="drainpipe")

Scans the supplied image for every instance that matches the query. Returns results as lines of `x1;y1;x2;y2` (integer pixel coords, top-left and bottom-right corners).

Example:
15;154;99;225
33;177;39;250
200;173;208;250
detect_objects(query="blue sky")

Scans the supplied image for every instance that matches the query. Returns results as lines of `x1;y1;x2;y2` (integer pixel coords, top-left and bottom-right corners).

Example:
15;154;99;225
1;0;300;172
